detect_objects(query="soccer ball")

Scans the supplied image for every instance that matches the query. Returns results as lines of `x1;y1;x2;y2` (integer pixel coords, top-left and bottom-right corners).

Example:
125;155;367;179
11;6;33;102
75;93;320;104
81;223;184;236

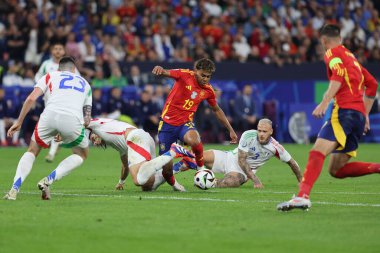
194;169;216;190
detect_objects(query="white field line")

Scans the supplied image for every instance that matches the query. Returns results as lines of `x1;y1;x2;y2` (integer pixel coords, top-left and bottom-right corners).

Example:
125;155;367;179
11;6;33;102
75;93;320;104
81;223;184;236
19;191;380;207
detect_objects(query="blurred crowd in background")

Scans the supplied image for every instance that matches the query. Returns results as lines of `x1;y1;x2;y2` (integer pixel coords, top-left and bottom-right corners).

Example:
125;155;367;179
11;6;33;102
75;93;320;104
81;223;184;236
0;0;380;146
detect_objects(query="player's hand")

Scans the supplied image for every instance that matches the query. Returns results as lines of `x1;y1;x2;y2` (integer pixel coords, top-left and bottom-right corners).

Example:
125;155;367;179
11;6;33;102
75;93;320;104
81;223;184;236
90;133;102;145
312;102;328;118
152;66;165;75
253;182;264;189
364;115;370;135
115;182;125;190
7;121;22;137
230;131;238;144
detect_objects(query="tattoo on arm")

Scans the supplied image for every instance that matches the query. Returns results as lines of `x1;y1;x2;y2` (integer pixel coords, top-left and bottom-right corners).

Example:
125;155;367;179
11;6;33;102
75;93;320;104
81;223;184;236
287;158;303;182
238;149;254;180
83;105;92;127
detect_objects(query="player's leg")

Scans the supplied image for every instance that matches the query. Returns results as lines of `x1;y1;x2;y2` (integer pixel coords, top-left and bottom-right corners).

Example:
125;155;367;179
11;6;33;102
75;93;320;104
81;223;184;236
4;140;42;200
203;150;215;169
0;118;7;146
45;140;60;163
37;116;88;199
182;127;204;170
216;172;246;188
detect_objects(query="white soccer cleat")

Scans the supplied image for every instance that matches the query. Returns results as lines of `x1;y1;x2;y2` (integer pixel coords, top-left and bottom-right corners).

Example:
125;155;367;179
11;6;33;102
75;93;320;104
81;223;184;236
37;177;51;200
172;181;186;192
277;195;311;211
3;188;18;200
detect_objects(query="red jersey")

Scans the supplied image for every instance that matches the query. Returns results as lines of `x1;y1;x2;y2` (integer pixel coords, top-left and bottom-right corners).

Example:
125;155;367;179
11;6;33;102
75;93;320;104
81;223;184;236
324;45;378;115
161;69;217;126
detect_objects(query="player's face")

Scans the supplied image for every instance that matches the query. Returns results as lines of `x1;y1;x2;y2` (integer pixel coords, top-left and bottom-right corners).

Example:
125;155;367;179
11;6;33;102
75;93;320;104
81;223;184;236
51;45;65;60
257;123;273;144
195;70;212;86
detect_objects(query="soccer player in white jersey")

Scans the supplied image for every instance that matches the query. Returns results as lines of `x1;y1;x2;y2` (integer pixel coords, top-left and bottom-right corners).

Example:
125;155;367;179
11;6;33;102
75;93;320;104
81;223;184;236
4;56;92;200
88;118;194;191
176;119;302;188
35;42;79;163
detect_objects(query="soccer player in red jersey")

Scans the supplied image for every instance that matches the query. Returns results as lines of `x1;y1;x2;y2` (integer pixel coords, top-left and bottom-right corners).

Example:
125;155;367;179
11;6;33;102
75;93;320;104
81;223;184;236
277;24;380;211
152;58;238;189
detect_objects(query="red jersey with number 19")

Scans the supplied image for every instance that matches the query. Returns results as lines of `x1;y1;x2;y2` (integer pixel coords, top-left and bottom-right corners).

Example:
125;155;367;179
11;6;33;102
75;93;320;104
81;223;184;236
324;45;378;115
161;69;217;126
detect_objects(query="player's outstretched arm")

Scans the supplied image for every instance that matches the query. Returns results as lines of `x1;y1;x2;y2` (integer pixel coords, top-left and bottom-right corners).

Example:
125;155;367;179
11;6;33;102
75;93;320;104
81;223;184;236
7;87;43;137
211;104;238;143
116;155;129;190
312;80;341;118
152;66;171;77
238;149;263;189
287;158;303;183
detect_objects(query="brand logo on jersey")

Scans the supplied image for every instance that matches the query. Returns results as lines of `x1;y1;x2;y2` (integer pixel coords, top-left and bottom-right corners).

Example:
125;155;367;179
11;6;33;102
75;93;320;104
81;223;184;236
191;91;198;99
186;85;192;91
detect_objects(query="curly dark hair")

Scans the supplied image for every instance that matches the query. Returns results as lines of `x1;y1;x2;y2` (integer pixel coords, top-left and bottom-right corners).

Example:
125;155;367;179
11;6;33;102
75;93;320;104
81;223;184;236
194;58;216;73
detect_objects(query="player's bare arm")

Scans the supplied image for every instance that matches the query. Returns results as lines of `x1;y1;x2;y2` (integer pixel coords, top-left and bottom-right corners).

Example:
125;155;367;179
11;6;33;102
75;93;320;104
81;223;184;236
152;66;171;77
116;154;129;190
83;105;92;127
313;80;341;118
238;149;263;188
287;158;303;183
7;87;44;137
211;104;238;143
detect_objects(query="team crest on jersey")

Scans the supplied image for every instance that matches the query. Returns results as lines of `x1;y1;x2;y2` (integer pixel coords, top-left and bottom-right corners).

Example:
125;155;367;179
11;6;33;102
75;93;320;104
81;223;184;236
200;90;205;97
191;91;198;99
160;143;166;151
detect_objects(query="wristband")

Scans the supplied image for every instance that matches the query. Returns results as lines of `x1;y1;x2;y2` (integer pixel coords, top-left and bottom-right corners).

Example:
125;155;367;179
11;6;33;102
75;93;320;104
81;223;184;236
118;179;126;184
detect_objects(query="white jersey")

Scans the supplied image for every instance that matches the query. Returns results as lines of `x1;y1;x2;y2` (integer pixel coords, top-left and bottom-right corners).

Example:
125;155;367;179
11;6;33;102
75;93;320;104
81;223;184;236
35;71;92;123
233;130;291;171
88;118;136;155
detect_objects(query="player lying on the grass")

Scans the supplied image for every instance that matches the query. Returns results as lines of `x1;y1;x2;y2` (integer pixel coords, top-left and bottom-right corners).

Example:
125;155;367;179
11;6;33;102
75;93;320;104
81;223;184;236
4;56;92;200
87;118;194;191
175;118;302;188
277;24;380;211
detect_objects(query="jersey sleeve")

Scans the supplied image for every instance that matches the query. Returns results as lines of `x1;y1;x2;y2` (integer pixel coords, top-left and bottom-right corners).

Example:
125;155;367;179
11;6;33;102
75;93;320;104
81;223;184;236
206;88;217;107
168;69;183;80
84;83;92;106
361;66;378;98
238;130;257;153
34;73;50;94
324;49;345;83
270;138;292;162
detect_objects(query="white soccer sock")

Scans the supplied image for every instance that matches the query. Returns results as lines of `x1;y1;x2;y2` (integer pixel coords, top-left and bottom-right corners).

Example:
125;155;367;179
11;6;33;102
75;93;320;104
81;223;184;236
137;155;173;185
47;154;83;184
12;131;19;144
152;169;166;190
0;119;5;142
12;152;36;190
48;140;60;157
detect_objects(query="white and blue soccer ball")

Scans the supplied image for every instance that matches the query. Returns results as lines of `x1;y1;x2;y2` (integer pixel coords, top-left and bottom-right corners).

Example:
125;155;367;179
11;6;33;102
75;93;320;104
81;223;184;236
194;169;216;190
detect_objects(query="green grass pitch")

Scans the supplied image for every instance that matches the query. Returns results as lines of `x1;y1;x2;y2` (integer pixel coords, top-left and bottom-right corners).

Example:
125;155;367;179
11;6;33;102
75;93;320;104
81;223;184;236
0;144;379;253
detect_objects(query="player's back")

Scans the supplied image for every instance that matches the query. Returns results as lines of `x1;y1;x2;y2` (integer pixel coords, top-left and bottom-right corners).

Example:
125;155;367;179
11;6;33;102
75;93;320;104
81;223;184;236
38;71;92;121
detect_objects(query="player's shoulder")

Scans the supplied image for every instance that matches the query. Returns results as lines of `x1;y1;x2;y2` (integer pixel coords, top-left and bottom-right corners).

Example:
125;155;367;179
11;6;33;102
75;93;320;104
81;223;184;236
174;69;195;76
241;130;258;140
268;137;285;150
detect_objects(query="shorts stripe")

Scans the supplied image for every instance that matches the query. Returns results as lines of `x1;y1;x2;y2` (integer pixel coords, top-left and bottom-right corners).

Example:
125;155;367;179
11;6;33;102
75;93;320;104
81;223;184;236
61;128;85;148
127;141;151;161
34;122;49;148
331;105;346;149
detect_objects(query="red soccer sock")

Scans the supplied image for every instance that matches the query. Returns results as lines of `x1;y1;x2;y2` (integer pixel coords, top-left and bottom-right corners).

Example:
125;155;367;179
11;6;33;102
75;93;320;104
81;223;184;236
335;162;380;178
298;150;326;198
161;170;175;186
191;142;204;167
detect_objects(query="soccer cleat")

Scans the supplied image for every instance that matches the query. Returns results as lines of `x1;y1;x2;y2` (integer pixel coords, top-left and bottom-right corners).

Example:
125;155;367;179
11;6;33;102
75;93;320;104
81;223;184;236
3;188;18;200
182;157;197;170
172;181;186;192
277;195;311;211
170;143;195;158
173;161;184;174
37;177;51;200
45;154;54;163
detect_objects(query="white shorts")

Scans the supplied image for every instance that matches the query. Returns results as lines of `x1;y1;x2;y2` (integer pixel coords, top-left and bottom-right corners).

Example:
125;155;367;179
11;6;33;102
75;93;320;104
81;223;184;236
211;150;247;181
126;129;156;167
32;110;88;149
